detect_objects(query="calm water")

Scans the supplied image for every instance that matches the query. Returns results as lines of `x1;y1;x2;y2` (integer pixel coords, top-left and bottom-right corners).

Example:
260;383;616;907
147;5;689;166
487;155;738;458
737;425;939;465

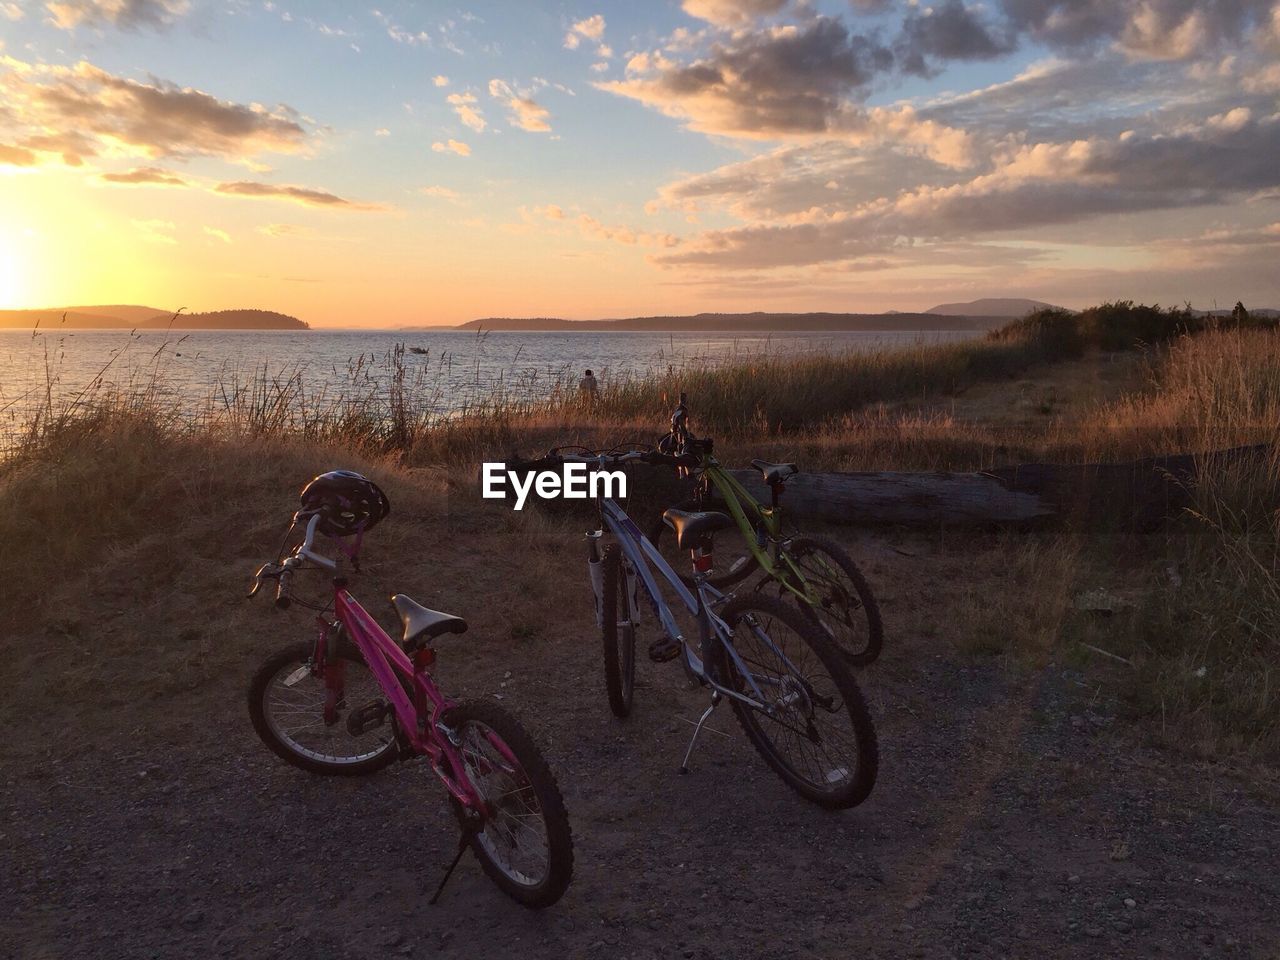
0;327;978;432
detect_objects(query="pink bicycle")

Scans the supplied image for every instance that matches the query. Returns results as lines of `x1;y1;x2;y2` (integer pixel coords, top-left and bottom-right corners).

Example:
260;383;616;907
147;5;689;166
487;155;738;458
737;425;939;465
246;471;573;908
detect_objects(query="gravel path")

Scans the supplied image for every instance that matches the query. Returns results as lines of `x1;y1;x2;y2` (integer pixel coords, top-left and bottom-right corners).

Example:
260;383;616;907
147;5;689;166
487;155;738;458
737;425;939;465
4;525;1278;960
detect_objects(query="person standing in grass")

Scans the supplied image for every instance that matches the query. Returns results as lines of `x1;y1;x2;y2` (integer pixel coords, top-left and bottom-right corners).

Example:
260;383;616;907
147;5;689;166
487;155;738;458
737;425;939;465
579;369;598;403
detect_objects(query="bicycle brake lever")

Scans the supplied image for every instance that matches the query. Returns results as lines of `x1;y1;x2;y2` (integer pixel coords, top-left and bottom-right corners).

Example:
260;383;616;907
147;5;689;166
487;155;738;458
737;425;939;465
247;563;278;599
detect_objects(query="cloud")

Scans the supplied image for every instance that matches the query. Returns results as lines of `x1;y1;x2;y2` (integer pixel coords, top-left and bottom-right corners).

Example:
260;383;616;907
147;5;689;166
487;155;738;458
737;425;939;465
997;0;1273;61
0;59;310;165
447;91;486;132
258;223;317;239
896;0;1016;75
487;79;552;132
651;114;1280;269
214;180;385;210
576;213;678;247
525;203;676;247
0;143;37;165
681;0;787;26
1187;222;1280;247
131;218;177;244
100;165;188;185
2;3;23;21
373;9;431;46
374;127;390;136
433;75;450;87
564;13;605;49
203;225;231;244
420;185;460;201
598;17;894;141
431;138;471;155
45;0;189;31
17;130;99;165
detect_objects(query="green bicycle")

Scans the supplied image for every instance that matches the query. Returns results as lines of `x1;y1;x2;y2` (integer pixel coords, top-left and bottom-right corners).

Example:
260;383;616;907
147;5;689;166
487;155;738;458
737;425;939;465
648;394;884;666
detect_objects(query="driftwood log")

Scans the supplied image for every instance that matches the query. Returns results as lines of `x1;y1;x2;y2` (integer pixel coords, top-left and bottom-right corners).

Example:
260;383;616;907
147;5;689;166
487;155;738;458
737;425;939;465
723;445;1271;528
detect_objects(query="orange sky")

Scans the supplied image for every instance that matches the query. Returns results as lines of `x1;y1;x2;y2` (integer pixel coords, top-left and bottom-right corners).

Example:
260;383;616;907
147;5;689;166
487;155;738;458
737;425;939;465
3;1;1279;326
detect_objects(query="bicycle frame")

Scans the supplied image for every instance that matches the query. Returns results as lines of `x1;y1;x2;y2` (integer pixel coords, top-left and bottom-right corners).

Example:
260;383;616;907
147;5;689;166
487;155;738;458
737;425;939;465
592;494;801;714
692;458;823;606
289;514;498;814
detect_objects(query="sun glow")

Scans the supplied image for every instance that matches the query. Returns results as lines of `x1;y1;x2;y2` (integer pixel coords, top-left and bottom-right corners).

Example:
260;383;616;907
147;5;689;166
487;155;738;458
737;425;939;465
0;232;28;309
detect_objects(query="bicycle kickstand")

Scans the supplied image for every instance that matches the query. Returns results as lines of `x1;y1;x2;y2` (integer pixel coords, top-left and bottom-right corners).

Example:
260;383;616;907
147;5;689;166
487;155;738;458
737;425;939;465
679;691;721;775
428;825;477;905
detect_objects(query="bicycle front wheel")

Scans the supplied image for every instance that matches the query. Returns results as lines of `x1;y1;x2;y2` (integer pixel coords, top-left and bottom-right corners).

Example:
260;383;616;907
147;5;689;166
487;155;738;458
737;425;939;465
445;700;574;908
782;535;884;666
716;596;878;809
248;642;399;776
600;544;636;717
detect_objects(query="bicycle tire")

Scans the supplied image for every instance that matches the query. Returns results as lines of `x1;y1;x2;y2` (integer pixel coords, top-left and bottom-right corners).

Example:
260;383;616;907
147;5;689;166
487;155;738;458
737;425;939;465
600;544;636;717
248;642;399;776
783;535;884;666
445;700;574;908
714;596;878;809
648;498;760;590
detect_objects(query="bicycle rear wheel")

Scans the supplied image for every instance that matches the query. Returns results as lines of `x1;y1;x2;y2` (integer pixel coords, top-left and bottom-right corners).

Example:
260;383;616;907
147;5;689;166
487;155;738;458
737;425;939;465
600;544;636;717
445;700;574;908
248;642;399;776
715;596;878;809
782;535;884;666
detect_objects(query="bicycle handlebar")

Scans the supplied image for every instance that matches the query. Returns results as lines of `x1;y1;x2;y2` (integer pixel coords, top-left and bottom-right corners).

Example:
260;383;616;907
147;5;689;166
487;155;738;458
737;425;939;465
248;512;335;608
508;448;699;473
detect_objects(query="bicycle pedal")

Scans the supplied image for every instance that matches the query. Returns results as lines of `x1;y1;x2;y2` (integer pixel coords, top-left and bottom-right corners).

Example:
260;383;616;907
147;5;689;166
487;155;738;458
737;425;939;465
648;638;681;663
346;699;390;736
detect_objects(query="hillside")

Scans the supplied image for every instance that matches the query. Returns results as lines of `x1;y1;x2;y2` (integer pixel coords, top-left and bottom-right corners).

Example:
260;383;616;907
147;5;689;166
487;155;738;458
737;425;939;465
143;309;309;330
0;308;160;329
456;311;1005;333
926;298;1065;316
0;306;307;330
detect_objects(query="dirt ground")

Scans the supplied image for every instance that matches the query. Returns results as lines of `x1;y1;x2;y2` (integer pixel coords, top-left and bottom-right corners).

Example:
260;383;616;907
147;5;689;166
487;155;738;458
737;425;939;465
4;484;1278;960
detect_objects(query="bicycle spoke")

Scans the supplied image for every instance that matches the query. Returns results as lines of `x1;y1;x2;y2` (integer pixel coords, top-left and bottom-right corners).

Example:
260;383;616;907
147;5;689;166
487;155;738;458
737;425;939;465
458;722;552;887
262;657;390;765
724;602;866;793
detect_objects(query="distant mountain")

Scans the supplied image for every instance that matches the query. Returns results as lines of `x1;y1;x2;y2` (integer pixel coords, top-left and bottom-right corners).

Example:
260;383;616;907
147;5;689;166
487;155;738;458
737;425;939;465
925;298;1066;317
0;306;307;330
64;305;177;325
456;312;1006;333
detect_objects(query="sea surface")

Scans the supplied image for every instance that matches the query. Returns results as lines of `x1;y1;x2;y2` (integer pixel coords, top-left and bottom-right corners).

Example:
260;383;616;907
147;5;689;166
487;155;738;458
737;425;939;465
0;327;978;438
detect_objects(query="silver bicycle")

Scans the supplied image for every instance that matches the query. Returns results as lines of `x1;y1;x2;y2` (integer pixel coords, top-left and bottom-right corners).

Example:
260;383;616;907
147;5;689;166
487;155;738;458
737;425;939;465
516;446;878;810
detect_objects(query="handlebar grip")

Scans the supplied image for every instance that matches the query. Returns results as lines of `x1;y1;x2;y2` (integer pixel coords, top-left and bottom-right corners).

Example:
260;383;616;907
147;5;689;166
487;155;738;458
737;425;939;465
275;570;292;609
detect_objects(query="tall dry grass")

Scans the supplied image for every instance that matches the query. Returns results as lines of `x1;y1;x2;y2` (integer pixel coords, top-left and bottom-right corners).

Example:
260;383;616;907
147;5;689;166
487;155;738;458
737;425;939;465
3;308;1278;756
1056;330;1280;755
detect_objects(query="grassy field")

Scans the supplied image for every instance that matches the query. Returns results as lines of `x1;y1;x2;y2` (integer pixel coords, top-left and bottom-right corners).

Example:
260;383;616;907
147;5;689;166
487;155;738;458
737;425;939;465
2;302;1277;761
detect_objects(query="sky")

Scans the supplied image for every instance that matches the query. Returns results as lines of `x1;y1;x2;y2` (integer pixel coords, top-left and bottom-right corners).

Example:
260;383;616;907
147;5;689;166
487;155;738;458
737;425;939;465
0;0;1278;326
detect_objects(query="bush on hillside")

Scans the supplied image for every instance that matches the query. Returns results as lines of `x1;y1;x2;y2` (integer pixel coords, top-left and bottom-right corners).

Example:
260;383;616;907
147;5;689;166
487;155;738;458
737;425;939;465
987;308;1086;358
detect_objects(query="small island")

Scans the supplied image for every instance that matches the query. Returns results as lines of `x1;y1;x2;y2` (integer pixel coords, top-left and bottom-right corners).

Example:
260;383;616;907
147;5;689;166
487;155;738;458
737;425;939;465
144;309;309;330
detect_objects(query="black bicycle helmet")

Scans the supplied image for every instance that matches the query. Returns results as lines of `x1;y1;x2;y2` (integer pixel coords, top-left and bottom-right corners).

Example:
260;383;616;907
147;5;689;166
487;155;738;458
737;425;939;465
298;470;390;536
